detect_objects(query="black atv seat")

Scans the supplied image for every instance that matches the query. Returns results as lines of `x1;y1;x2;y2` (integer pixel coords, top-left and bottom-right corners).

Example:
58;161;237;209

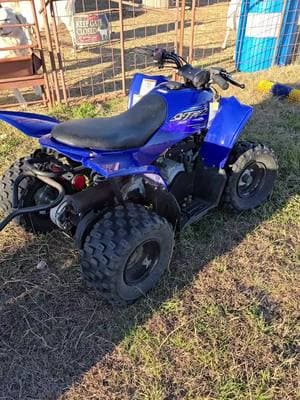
51;94;166;150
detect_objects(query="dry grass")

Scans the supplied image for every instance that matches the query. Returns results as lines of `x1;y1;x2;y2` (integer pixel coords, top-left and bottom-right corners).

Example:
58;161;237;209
0;64;300;399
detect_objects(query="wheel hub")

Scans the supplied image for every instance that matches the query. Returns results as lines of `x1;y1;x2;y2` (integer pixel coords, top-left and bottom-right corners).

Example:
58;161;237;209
237;162;266;198
142;255;153;269
124;240;160;285
239;169;254;186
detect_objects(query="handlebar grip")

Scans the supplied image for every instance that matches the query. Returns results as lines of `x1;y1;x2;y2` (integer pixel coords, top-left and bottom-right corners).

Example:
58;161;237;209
231;80;245;89
192;70;210;88
153;48;166;62
212;74;229;90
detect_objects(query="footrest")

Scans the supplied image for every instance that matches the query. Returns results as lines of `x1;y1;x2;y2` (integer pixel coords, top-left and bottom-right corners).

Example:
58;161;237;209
181;198;215;227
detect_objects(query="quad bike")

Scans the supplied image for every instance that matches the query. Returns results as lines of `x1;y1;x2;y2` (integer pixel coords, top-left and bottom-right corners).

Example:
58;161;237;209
0;49;278;305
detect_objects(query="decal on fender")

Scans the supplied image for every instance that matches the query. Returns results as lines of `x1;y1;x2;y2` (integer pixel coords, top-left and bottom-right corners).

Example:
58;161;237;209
170;106;208;122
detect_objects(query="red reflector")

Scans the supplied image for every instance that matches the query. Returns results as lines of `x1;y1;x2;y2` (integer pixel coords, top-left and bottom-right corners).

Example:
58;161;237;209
72;175;86;191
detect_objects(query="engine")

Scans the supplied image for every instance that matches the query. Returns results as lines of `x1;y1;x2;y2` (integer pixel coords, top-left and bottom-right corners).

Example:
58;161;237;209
48;136;202;231
156;157;185;185
156;137;202;205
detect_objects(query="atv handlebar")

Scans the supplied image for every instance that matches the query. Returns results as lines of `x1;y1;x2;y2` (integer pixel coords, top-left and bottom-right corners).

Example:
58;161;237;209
211;73;229;90
220;71;246;89
135;47;245;90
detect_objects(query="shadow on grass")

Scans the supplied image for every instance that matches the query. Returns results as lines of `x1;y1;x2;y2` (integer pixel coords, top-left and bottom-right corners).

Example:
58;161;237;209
0;93;299;399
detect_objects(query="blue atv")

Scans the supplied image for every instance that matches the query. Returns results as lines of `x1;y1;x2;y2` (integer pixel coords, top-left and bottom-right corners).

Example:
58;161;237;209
0;49;278;305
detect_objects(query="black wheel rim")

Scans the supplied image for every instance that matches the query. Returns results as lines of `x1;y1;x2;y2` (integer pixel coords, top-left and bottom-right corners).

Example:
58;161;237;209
237;162;267;198
124;240;161;285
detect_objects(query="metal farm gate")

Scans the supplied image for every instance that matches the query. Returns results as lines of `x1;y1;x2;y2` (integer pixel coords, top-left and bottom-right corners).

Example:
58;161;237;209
0;0;299;106
52;0;238;101
53;0;186;100
0;0;68;108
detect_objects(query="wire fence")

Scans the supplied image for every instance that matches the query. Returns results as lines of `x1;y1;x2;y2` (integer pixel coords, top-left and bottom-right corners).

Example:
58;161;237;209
0;0;299;106
58;0;183;99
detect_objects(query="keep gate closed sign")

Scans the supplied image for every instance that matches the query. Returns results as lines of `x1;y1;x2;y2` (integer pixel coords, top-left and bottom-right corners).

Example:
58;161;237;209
73;12;110;46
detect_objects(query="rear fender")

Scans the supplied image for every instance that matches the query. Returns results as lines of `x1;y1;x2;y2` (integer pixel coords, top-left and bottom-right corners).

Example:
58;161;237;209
200;97;253;168
85;157;168;188
39;134;168;187
0;110;59;138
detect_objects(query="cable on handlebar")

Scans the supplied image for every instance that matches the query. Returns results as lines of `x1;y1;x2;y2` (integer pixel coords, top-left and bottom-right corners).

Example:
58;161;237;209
135;48;245;90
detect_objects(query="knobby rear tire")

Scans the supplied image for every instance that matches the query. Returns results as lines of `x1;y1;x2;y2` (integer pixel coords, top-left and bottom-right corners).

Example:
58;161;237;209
80;203;174;306
0;154;55;233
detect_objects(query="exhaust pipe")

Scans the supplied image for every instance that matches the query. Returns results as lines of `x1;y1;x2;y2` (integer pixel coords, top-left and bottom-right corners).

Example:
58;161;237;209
65;182;114;215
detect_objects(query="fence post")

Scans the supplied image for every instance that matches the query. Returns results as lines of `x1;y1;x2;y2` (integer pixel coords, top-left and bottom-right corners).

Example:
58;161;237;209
41;0;61;103
174;0;180;54
272;0;289;66
30;0;53;106
119;0;126;96
179;0;186;57
189;0;196;63
49;0;68;103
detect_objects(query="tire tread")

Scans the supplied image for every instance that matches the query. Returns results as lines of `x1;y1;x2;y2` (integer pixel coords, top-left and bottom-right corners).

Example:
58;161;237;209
81;203;173;306
223;141;278;211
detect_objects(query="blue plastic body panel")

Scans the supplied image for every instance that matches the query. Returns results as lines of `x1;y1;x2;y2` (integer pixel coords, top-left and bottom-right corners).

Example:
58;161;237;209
0;74;252;185
200;97;253;168
0;110;59;137
128;73;168;108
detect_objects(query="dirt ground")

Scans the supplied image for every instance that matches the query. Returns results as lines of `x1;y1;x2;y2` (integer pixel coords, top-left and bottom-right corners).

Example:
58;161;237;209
0;63;299;399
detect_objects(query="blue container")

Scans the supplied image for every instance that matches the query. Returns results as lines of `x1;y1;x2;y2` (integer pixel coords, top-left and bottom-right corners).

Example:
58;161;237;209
235;0;300;72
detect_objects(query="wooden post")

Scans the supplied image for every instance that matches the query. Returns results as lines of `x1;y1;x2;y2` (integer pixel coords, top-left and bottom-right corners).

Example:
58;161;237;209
189;0;196;63
41;0;61;102
30;0;52;106
174;0;180;54
179;0;186;58
119;0;126;95
49;0;68;103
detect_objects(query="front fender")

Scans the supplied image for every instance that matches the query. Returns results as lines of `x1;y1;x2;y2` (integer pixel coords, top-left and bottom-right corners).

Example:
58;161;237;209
0;110;59;138
200;96;253;168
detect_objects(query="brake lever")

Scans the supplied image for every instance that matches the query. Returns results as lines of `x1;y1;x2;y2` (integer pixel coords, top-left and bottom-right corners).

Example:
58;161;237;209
221;72;245;89
227;76;245;89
